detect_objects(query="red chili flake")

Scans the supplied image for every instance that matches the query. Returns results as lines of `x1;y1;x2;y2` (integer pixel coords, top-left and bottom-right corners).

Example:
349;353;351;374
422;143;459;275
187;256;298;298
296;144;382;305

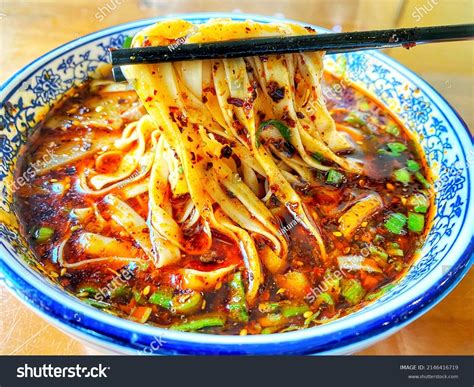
202;95;208;103
220;145;233;159
145;96;153;102
227;97;244;107
304;26;316;32
153;90;157;95
143;38;152;47
296;112;305;119
195;154;203;162
402;42;416;49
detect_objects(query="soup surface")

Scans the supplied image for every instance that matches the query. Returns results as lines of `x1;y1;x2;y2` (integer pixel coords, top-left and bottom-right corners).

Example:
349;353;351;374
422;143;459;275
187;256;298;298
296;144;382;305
14;20;433;335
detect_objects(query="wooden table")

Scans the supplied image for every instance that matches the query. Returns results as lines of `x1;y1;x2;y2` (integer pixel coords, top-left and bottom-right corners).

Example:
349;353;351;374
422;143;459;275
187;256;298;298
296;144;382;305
1;0;473;355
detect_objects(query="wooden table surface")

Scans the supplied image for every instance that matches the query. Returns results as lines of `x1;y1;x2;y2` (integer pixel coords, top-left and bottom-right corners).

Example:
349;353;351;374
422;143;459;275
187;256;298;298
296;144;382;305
0;0;473;355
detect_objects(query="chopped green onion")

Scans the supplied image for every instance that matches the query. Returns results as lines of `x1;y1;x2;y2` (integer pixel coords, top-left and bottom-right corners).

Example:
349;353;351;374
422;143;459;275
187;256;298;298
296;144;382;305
385;123;400;136
326;169;345;185
415;172;430;189
122;36;133;48
365;284;396;301
408;212;425;233
336;55;347;75
261;326;280;334
406;160;421;172
311;152;324;162
317;292;334;305
359;101;370;112
384;213;407;234
111;285;132;300
77;286;98;295
84;299;110;309
33;226;55;243
393;168;411;184
133;289;147;305
408;193;429;213
256;119;291;147
227;272;249;323
149;288;173;309
341;279;366;305
177;165;184;174
386;142;407;155
387;248;404;257
281;303;309;318
170;314;226;332
344;112;366;127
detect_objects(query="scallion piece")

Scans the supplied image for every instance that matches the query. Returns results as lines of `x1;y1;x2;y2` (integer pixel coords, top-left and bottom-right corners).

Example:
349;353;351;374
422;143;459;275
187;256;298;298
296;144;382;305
122;36;133;48
311;152;324;162
341;279;366;305
281;304;309;318
385;123;400;136
408;193;429;213
369;245;388;261
84;299;110;309
386;142;407;155
149;288;173;309
365;284;396;301
227;272;249;323
406;159;420;172
33;226;54;243
408;212;425;233
393;168;411;184
317;292;334;305
384;213;407;234
256;119;291;147
172;292;203;315
326;169;345;185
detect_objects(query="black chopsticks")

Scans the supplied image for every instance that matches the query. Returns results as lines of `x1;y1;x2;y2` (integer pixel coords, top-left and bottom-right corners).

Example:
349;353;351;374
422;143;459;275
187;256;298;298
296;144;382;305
111;23;474;81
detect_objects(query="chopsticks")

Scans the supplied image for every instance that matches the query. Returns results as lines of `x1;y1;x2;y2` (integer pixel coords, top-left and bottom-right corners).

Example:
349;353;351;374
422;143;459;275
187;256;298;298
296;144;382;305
111;23;474;81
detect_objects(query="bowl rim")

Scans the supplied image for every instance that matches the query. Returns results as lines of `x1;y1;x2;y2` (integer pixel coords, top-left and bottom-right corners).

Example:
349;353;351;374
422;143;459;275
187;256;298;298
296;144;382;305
1;12;473;355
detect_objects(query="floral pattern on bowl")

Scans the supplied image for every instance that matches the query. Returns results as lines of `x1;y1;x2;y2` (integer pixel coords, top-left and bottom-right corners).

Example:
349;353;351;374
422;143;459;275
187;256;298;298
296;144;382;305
0;13;472;355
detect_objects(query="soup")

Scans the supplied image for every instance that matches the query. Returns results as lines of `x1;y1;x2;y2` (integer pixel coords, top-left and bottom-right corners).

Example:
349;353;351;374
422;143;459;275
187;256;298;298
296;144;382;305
14;19;433;335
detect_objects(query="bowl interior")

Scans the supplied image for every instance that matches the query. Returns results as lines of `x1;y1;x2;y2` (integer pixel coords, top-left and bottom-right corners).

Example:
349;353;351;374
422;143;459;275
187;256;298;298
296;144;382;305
0;13;472;354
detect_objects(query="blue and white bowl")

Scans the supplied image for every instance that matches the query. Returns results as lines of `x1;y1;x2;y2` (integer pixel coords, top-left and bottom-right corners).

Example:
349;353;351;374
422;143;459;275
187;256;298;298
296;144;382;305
0;13;472;355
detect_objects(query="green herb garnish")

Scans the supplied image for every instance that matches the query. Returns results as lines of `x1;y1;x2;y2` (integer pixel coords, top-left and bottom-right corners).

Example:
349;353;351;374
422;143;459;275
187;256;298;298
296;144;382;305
326;169;345;185
393;168;411;184
256;119;291;147
33;226;54;243
384;213;407;234
408;212;425;233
